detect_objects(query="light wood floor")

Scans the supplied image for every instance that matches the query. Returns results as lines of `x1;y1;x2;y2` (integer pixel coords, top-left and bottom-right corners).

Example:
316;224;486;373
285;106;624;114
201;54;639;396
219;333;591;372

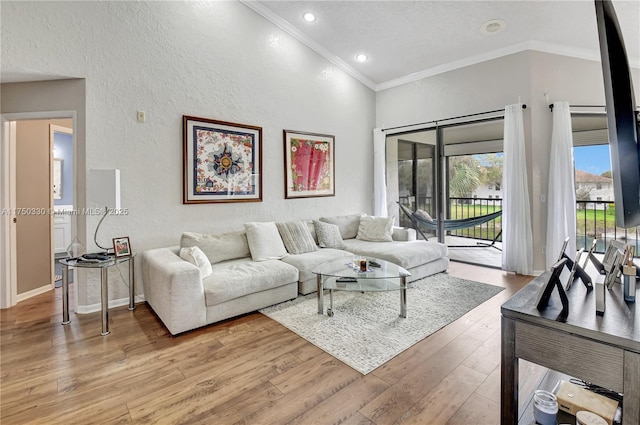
1;262;537;425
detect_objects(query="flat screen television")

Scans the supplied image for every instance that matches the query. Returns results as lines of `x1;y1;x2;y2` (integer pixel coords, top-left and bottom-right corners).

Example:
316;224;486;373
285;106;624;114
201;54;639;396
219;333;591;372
594;0;640;228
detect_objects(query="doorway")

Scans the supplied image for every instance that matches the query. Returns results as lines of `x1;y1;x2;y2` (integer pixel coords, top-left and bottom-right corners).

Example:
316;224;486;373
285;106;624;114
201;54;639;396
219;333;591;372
51;124;74;287
1;114;76;304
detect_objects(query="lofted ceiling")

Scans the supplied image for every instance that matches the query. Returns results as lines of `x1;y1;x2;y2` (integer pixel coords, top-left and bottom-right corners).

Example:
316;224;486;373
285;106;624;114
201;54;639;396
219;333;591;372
246;0;640;91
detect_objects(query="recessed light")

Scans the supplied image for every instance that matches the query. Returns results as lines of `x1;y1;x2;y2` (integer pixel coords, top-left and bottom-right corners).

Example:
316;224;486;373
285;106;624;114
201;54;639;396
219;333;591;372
303;12;316;22
481;19;506;34
355;53;368;62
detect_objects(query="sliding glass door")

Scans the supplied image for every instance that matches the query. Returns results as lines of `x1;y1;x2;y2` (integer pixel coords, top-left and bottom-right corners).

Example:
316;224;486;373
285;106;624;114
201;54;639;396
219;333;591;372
398;140;436;233
388;117;505;267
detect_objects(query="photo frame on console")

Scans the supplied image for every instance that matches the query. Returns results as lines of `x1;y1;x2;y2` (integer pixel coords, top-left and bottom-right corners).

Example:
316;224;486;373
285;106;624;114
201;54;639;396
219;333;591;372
536;258;569;319
113;236;131;258
283;130;335;199
183;116;262;204
555;236;592;291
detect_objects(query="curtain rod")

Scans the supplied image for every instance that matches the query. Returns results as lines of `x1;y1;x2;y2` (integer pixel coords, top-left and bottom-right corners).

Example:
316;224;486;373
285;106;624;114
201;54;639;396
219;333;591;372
548;104;605;111
383;104;527;132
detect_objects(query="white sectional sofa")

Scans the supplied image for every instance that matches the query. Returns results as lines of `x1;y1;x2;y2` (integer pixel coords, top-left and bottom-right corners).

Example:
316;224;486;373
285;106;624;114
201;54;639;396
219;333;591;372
141;213;449;335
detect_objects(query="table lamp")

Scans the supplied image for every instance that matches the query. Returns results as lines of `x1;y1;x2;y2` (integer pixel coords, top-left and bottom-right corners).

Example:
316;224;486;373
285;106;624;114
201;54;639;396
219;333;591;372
89;169;121;254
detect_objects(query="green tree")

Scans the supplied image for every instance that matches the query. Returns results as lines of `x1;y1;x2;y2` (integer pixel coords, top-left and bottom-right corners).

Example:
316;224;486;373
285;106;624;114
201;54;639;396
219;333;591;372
575;185;592;209
600;170;612;179
477;153;503;188
449;156;480;198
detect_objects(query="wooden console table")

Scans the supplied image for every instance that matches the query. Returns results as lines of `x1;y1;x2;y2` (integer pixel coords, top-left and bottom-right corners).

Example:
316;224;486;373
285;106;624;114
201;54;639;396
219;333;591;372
501;271;639;424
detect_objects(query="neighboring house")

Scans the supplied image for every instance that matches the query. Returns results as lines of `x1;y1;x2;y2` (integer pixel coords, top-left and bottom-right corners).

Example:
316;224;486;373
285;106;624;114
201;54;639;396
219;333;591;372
473;183;503;202
574;169;614;209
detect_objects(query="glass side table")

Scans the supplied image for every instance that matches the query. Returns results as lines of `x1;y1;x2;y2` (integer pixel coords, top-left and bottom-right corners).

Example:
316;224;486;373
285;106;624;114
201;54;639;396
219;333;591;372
59;254;136;336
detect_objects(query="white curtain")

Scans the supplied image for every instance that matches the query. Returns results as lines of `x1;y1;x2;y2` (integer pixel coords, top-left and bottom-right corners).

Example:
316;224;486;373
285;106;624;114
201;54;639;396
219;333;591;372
373;128;388;217
502;104;533;274
546;101;576;268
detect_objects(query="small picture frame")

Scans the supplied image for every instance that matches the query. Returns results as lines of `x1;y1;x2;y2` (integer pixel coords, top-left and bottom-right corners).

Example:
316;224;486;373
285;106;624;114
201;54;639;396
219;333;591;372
112;237;132;258
536;257;569;319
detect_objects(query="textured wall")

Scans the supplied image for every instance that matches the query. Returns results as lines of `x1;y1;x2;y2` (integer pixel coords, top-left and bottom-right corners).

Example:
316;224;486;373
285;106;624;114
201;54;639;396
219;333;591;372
2;1;375;307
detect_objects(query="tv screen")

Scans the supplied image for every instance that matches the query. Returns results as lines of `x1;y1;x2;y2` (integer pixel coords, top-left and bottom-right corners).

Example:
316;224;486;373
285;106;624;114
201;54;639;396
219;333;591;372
594;0;640;228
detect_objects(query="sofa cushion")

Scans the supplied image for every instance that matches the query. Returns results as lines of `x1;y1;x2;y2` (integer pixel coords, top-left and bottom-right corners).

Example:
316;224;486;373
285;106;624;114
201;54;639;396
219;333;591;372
244;221;289;261
179;246;213;278
181;231;250;264
356;216;394;242
319;213;364;239
203;258;298;306
313;220;347;249
342;238;448;270
276;220;319;255
281;248;352;283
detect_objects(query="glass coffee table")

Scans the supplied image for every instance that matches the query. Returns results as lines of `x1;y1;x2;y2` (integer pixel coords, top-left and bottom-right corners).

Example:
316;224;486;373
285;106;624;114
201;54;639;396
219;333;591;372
312;255;411;317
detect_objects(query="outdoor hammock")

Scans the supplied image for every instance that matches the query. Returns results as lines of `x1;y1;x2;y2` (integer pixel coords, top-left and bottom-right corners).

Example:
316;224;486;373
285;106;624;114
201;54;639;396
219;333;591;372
397;202;503;250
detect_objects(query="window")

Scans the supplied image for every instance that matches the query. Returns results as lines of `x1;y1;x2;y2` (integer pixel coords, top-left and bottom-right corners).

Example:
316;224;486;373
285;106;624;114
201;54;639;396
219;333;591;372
495;183;501;191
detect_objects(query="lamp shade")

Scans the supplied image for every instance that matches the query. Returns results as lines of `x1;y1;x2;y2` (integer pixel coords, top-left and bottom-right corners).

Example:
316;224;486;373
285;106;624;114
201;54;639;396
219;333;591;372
89;169;121;209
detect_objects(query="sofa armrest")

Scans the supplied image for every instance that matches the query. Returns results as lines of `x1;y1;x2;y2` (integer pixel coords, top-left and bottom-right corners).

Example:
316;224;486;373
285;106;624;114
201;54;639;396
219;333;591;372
141;247;207;335
392;226;416;241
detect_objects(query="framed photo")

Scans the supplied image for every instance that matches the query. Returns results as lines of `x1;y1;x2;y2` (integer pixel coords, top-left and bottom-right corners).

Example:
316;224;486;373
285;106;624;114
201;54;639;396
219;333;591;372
183;116;262;204
112;237;132;258
284;130;335;199
535;257;569;319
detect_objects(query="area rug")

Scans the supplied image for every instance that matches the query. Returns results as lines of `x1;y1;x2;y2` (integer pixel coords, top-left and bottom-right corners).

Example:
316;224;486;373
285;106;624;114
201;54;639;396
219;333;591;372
260;273;503;374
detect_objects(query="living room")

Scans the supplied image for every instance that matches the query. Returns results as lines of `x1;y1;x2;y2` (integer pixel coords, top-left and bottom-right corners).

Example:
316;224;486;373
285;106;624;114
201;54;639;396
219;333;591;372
1;1;639;424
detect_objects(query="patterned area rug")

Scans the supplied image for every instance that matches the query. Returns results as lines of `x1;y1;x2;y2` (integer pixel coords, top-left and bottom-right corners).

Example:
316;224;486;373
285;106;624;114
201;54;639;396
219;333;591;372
260;273;504;375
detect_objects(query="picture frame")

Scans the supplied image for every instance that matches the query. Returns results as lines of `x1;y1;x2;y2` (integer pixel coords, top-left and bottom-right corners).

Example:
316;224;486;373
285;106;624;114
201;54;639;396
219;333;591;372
283;130;335;199
183;115;262;204
112;237;132;258
536;257;569;319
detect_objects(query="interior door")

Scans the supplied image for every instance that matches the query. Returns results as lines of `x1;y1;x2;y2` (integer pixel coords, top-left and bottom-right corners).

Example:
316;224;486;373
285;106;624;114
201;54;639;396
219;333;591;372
15;120;53;295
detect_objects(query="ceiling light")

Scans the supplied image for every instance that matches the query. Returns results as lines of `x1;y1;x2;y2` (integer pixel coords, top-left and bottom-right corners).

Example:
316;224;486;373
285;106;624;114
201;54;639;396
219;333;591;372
481;19;506;35
303;12;316;22
355;53;368;62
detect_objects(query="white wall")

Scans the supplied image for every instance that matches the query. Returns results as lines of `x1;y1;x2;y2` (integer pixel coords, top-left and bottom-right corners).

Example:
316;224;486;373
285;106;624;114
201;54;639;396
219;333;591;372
1;1;375;308
377;50;639;273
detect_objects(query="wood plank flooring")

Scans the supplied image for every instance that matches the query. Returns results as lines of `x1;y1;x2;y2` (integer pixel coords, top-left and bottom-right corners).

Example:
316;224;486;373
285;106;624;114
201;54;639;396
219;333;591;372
1;262;536;424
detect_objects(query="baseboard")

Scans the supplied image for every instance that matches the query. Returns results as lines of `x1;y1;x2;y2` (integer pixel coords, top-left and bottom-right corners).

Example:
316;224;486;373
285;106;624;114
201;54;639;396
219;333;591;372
17;284;53;302
76;295;146;314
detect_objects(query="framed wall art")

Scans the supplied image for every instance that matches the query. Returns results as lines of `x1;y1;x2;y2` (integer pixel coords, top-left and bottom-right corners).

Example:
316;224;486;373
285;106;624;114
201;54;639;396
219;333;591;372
183;116;262;204
283;130;335;199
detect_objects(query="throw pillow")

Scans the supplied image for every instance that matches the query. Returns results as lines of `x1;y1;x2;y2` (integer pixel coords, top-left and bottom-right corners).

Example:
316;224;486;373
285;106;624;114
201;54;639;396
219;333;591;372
356;216;394;242
313;220;347;249
415;209;434;222
181;230;250;264
319;213;364;239
244;222;289;261
179;246;213;279
276;220;318;255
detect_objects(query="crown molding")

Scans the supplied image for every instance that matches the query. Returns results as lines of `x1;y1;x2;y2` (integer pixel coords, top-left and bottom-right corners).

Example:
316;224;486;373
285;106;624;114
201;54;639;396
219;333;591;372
377;41;640;92
240;0;377;90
